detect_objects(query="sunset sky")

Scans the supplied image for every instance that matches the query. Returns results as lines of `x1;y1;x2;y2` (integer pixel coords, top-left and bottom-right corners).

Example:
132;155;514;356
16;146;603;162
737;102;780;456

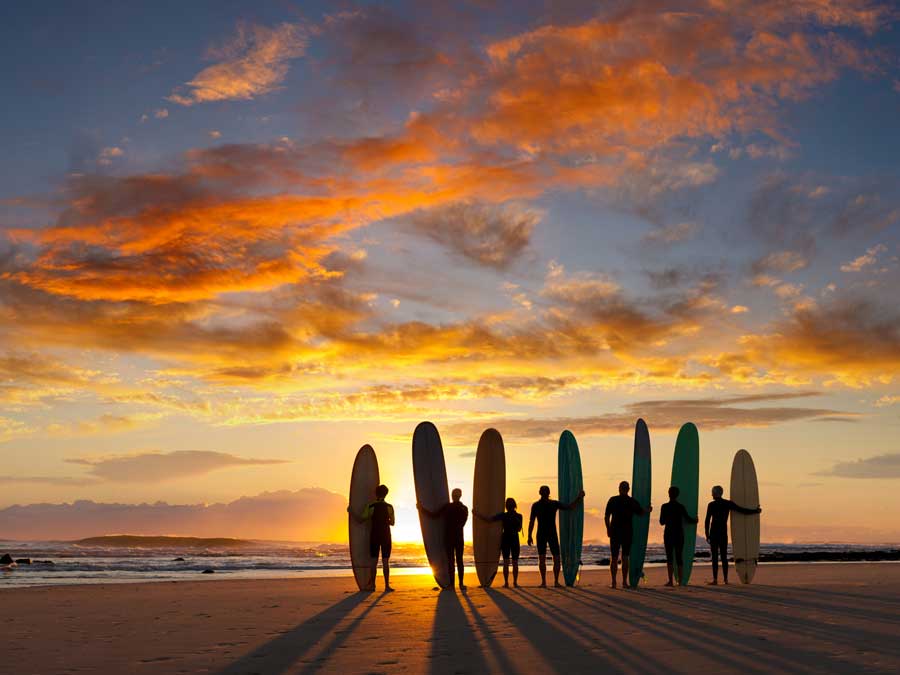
1;1;899;544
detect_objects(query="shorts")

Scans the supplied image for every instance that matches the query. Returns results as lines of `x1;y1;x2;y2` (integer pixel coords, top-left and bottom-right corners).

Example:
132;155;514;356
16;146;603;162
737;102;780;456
370;538;392;560
536;531;560;557
501;537;520;560
610;531;633;558
664;532;684;564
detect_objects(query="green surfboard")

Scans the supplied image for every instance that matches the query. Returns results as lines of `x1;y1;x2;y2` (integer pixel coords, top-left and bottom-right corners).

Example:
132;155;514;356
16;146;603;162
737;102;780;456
670;422;699;585
558;430;583;587
628;419;651;589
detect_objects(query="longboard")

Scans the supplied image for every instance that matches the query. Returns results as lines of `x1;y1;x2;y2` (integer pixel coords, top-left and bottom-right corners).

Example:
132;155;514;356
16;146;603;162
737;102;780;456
671;423;699;585
413;421;452;589
473;428;506;588
629;419;651;589
558;430;583;587
348;444;379;591
730;449;761;584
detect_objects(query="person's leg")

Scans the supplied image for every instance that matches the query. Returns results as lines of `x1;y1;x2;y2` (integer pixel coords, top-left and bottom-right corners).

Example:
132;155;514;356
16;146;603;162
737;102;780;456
720;540;729;584
512;540;520;587
550;535;562;586
674;538;684;585
538;553;547;586
609;538;620;588
455;539;465;589
502;554;510;587
664;538;674;586
367;540;379;591
383;540;393;590
621;554;630;587
710;538;720;584
445;543;455;589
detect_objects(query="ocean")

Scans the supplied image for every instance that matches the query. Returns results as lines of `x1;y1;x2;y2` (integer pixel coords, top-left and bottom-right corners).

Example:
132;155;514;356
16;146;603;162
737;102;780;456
2;540;897;589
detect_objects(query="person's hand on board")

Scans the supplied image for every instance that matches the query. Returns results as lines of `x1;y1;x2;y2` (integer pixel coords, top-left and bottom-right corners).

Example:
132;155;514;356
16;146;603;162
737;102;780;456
527;536;533;546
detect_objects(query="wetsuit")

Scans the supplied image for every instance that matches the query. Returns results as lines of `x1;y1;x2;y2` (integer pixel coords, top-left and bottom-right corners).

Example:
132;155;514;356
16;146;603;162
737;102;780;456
365;500;394;560
705;498;759;579
659;500;692;571
438;501;468;584
530;499;562;557
605;494;643;558
491;511;523;560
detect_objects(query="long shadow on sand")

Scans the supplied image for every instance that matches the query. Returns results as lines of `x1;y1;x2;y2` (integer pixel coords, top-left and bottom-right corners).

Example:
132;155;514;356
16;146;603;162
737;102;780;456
428;590;492;675
216;591;374;675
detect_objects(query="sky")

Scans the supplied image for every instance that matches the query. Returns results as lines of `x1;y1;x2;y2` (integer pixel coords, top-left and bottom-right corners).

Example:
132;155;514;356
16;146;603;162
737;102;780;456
1;0;899;544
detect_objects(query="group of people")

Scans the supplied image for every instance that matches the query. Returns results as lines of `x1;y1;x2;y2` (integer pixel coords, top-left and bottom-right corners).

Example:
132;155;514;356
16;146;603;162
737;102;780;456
350;480;759;592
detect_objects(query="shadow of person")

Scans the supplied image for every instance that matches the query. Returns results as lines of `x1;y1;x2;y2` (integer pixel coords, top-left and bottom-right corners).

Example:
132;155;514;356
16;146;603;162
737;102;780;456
429;590;491;675
216;592;371;675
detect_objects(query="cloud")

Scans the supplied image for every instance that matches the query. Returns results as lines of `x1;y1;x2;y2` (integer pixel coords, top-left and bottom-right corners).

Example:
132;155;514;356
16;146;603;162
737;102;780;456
875;395;900;407
407;201;539;269
818;453;900;479
168;22;307;105
209;130;222;139
0;475;97;486
753;250;810;273
642;222;700;245
66;450;288;483
154;108;169;119
841;243;886;272
98;146;123;165
445;391;854;441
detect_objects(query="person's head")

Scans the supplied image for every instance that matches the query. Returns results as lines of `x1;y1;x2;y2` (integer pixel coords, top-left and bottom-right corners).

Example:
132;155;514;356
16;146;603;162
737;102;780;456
505;497;517;512
451;488;462;502
375;484;389;499
668;486;680;500
539;485;551;499
619;480;630;496
712;485;724;499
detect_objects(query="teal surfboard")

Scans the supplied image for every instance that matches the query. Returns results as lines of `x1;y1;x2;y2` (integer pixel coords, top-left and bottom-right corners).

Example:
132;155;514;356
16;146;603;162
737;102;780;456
558;430;583;587
671;423;699;585
628;419;651;589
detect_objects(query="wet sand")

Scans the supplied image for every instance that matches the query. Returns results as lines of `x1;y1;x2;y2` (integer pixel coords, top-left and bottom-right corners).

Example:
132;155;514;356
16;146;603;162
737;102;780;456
4;563;900;674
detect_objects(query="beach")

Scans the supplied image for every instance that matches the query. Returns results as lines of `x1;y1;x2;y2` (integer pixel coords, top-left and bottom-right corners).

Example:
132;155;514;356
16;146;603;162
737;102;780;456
4;563;900;674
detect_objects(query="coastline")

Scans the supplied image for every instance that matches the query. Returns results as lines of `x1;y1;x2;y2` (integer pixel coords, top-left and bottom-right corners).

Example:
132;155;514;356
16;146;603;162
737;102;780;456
4;563;900;673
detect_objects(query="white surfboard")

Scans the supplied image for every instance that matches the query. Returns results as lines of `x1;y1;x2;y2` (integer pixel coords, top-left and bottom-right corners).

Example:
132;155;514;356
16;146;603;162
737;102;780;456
730;449;760;584
349;444;379;591
473;428;505;588
413;421;451;589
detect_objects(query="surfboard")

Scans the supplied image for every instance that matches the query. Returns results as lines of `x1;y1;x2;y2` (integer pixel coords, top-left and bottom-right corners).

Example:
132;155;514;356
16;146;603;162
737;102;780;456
671;422;699;585
413;421;452;589
628;418;652;589
730;449;761;584
348;444;379;591
473;428;506;588
558;429;584;587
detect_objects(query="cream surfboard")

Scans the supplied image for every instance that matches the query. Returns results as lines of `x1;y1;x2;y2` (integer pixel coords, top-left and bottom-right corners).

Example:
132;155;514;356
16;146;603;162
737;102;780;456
349;444;379;591
413;421;452;589
730;449;761;584
473;428;506;588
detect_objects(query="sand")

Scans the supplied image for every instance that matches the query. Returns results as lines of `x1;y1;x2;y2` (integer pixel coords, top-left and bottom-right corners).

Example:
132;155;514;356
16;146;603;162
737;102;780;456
4;563;900;674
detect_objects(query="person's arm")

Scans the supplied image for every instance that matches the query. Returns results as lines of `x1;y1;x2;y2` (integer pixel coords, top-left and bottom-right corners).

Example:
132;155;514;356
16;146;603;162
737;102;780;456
527;504;536;545
729;499;761;515
347;504;367;524
472;509;495;522
704;503;713;540
682;503;698;524
462;505;469;527
604;498;613;533
516;513;523;533
560;490;586;510
633;497;651;516
659;504;667;526
388;504;395;527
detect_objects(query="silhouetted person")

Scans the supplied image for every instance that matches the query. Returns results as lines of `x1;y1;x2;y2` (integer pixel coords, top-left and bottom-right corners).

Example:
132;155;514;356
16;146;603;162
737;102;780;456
659;486;698;587
474;497;523;588
528;485;585;588
349;484;395;591
604;480;652;588
420;488;468;590
704;485;762;585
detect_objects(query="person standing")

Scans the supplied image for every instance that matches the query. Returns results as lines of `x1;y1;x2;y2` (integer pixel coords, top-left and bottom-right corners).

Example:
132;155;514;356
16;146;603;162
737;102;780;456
659;486;698;587
420;488;469;590
704;485;761;585
527;485;585;588
604;480;652;588
474;497;523;588
349;484;395;592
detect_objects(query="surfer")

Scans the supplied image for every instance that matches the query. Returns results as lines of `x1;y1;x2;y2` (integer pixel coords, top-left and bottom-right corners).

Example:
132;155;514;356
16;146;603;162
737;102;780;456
704;485;761;585
348;484;395;592
474;497;523;588
527;485;585;588
660;486;698;587
604;481;652;589
419;488;469;590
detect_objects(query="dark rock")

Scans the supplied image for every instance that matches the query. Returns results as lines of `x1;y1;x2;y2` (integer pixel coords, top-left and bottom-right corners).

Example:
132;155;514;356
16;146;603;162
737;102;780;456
0;554;13;565
33;560;54;565
695;550;710;558
15;558;32;565
172;557;186;562
201;569;215;574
